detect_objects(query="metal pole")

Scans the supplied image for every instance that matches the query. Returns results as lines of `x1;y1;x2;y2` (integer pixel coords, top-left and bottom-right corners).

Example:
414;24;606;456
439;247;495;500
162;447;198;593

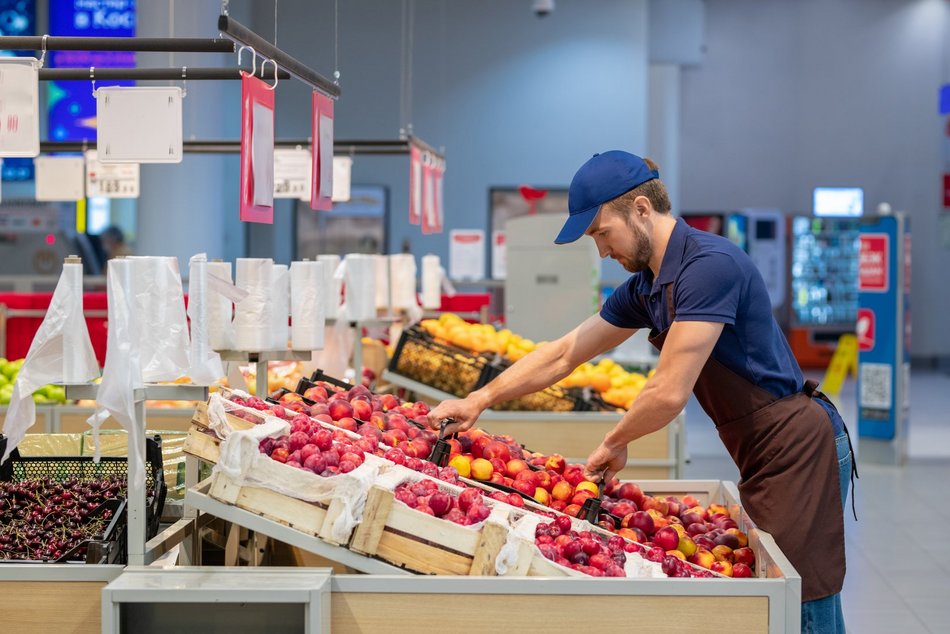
0;35;234;52
39;67;289;81
256;360;268;399
128;397;147;566
217;14;341;98
38;139;440;157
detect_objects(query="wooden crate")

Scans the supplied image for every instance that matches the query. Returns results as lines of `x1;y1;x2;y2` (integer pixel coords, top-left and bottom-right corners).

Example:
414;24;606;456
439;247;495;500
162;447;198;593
349;482;512;576
207;470;349;545
181;401;257;465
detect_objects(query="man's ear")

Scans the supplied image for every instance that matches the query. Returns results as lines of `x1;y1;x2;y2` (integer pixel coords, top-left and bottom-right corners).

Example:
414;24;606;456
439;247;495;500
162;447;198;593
634;195;653;217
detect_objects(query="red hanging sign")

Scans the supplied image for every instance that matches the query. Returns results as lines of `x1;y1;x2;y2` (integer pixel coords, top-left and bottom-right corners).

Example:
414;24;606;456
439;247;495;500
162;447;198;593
409;144;422;225
421;153;435;234
433;159;445;234
310;91;334;211
240;72;275;224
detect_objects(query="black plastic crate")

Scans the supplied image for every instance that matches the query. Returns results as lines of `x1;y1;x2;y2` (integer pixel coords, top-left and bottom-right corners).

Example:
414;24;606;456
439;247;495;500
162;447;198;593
308;369;352;390
388;325;495;398
0;434;166;542
477;361;602;412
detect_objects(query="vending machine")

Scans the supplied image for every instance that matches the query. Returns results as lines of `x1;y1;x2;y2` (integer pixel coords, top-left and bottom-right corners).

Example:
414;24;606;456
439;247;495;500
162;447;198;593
787;216;862;367
857;212;911;464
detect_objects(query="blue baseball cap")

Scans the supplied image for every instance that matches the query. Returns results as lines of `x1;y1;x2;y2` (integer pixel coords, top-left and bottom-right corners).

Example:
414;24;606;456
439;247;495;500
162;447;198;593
554;151;659;244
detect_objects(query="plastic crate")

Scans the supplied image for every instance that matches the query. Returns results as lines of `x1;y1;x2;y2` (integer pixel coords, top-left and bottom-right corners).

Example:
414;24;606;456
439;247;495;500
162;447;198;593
478;362;603;412
388;325;495;398
0;434;166;541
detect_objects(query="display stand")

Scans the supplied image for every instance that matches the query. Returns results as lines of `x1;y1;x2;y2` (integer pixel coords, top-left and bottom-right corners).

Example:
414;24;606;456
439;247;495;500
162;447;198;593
184;478;410;575
382;370;686;479
61;382;209;566
101;566;332;634
218;349;313;398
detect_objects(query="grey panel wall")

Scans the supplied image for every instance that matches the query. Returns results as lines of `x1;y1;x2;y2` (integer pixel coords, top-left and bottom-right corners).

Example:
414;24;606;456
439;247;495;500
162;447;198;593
680;0;950;357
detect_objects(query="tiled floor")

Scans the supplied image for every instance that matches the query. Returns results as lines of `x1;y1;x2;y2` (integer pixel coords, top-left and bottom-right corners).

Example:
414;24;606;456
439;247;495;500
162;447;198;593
682;369;950;633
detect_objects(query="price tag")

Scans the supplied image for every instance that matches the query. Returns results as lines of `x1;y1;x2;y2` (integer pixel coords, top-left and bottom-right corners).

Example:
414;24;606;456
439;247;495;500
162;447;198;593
35;156;86;201
0;58;40;158
332;156;352;202
274;148;311;199
85;150;139;198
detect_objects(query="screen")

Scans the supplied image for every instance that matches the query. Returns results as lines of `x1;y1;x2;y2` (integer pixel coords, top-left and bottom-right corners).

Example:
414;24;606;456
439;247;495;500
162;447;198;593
754;219;777;240
813;187;864;217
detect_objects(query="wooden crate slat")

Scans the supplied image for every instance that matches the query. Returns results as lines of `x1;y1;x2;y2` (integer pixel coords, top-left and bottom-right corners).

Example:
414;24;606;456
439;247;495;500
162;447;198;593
375;530;474;576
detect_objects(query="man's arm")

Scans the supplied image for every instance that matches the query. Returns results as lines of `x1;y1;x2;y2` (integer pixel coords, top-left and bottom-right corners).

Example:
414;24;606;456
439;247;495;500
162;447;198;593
585;320;724;482
427;314;636;433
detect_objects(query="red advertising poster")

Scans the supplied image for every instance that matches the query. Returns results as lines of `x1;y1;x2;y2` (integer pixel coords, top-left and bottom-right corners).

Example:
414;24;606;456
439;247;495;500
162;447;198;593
409;144;421;225
433;160;444;233
239;72;275;224
857;308;875;351
421;155;435;234
859;233;889;292
310;91;334;211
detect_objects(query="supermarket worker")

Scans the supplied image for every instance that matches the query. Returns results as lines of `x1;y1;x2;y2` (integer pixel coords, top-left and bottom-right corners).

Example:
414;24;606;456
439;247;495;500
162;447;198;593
428;151;856;633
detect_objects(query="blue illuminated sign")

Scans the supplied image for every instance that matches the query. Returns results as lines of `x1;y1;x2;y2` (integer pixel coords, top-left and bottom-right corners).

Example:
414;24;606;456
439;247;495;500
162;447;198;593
48;0;136;142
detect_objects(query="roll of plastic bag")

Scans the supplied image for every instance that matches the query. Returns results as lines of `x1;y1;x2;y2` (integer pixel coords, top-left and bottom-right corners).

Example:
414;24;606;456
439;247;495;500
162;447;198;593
271;264;290;350
187;254;226;384
129;256;191;382
234;258;274;351
206;260;237;351
2;259;99;462
421;254;442;310
338;254;376;322
290;260;326;350
317;254;342;320
389;254;417;309
374;255;390;311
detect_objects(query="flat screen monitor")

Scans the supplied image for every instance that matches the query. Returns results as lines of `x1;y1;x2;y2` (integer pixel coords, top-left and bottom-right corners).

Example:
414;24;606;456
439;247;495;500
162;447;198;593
813;187;864;217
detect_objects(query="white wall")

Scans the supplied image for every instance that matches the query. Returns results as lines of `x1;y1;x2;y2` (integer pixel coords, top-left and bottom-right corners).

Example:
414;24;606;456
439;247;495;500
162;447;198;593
680;0;950;357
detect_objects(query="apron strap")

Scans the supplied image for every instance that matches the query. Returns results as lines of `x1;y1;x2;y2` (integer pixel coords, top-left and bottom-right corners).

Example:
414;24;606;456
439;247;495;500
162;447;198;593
805;379;860;521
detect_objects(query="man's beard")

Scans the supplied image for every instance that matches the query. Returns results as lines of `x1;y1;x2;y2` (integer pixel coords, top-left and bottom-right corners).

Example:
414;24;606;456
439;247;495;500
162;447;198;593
620;218;652;273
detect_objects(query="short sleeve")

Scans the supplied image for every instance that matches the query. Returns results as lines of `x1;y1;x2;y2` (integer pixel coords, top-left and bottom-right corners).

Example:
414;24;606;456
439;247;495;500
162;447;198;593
673;251;742;325
600;276;652;329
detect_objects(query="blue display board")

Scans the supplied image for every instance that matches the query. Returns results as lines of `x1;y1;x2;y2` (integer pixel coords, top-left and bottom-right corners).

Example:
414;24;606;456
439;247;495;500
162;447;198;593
0;0;36;181
857;214;910;441
47;0;136;142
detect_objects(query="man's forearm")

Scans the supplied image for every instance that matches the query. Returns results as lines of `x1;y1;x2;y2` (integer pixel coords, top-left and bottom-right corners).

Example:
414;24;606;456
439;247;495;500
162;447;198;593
603;381;684;450
469;342;572;410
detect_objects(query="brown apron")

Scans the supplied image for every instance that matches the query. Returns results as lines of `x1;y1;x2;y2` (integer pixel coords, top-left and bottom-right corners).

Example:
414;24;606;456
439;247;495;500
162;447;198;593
648;285;845;602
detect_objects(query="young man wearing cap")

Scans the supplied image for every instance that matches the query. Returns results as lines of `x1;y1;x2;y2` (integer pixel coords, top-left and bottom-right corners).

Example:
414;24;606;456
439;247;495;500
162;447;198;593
428;151;854;632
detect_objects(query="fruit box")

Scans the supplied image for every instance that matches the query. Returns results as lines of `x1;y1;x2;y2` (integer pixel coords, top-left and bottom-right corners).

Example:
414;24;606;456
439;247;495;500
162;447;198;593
388;325;494;399
349;467;517;576
478;361;604;413
182;400;259;465
0;434;167;542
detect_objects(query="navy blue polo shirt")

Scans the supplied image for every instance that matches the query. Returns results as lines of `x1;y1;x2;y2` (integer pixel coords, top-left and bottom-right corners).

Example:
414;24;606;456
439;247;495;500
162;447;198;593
601;218;843;433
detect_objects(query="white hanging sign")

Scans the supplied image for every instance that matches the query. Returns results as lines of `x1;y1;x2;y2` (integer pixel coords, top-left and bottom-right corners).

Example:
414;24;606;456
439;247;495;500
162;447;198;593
35;156;86;201
85;150;140;198
449;229;485;281
0;58;40;158
332;155;352;202
96;87;183;164
273;148;312;199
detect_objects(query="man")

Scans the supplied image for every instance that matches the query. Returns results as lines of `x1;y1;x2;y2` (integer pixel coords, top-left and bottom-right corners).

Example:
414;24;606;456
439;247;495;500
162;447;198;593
428;151;853;633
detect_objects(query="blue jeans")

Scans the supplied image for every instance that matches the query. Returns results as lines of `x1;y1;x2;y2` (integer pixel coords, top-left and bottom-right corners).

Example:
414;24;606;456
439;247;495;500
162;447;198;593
800;431;852;633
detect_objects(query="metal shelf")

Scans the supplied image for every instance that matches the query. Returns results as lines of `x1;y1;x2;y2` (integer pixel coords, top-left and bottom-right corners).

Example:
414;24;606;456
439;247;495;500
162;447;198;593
184;479;411;576
56;382;210;566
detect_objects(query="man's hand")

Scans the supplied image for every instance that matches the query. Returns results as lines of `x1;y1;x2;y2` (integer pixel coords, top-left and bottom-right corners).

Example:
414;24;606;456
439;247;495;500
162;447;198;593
426;397;485;435
584;440;628;484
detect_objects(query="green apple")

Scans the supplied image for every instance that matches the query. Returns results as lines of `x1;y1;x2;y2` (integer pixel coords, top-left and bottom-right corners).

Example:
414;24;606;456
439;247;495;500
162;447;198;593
0;384;13;405
0;374;8;388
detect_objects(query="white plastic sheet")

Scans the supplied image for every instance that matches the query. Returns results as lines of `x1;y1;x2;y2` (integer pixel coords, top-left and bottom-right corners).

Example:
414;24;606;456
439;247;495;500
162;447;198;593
187;254;226;384
2;261;98;462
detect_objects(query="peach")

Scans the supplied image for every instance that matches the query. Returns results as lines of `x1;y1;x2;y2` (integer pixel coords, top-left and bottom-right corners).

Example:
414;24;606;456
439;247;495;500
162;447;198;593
505;459;530;479
732;562;753;578
677;535;698;558
543;454;566;474
688;548;716;570
726;528;749;548
489;472;505;485
665;549;686;562
564;504;582;517
712;544;734;562
616;482;644;504
551;480;574;502
710;560;733;577
535;470;553;491
732;547;755;567
482;441;511;463
533;487;551;506
512;479;536;497
653;526;680;551
574;480;599;496
448;455;472;478
328;400;354;421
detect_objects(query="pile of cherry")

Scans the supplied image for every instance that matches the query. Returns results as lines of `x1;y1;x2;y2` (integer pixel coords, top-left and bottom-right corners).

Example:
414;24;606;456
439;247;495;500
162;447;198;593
0;476;123;561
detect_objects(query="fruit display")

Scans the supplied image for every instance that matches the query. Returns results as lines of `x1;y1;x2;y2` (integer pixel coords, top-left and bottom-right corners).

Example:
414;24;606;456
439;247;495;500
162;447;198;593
0;475;124;562
418;314;649;409
389;325;490;398
392;478;492;526
242;360;306;396
0;358;68;405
